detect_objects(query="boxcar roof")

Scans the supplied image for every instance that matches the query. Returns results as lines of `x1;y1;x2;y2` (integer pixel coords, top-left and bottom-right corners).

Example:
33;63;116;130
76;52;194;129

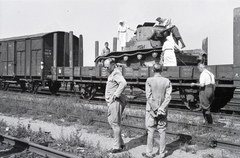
0;31;67;42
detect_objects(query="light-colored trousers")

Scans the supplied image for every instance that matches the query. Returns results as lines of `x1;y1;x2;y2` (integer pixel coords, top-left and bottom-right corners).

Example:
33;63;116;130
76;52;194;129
145;110;167;155
107;99;126;149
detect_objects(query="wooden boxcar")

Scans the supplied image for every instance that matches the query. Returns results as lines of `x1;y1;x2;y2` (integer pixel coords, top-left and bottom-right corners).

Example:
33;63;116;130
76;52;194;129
0;31;82;93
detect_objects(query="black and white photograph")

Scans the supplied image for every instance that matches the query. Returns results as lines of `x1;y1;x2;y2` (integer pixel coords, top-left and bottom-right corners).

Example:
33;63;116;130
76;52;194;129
0;0;240;157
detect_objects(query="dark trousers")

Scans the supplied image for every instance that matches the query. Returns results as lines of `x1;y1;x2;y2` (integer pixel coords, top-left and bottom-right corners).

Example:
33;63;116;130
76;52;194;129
199;84;215;124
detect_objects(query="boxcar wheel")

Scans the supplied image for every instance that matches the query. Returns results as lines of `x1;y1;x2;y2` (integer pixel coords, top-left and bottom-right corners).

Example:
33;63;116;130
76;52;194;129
79;84;97;100
179;88;199;110
49;82;61;95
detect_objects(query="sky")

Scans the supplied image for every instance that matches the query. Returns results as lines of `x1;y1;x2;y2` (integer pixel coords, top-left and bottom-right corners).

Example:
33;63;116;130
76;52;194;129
0;0;239;66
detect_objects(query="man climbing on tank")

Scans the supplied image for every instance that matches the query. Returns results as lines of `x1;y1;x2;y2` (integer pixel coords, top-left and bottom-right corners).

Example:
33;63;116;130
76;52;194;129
155;17;186;49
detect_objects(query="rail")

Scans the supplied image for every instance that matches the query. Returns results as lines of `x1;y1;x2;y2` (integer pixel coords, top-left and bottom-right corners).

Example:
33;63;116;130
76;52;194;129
92;118;240;151
0;134;79;158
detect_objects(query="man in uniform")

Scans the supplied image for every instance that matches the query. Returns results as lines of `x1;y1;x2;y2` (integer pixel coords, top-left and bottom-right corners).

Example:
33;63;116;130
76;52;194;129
104;58;128;153
101;42;111;56
191;63;215;124
142;63;172;158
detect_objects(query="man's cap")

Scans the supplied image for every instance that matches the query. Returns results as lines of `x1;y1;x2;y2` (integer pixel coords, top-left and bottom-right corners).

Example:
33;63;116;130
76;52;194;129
119;20;124;23
153;63;162;72
156;17;162;21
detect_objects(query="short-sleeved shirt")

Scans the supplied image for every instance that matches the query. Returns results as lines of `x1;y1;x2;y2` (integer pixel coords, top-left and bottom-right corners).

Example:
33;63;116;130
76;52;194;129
101;47;110;56
199;69;215;86
118;24;129;32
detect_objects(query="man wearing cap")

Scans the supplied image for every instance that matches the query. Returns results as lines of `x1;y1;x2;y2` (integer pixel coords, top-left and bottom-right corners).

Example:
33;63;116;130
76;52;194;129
104;58;128;153
118;20;134;51
154;17;166;27
142;63;171;158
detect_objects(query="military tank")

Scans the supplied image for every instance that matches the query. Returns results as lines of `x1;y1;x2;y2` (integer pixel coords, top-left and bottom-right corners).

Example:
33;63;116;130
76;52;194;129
95;22;207;67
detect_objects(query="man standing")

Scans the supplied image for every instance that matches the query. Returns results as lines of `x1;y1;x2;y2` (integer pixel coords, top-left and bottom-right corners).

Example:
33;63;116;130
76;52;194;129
161;31;180;66
191;63;215;124
142;63;172;158
118;20;134;51
101;42;111;56
104;58;128;153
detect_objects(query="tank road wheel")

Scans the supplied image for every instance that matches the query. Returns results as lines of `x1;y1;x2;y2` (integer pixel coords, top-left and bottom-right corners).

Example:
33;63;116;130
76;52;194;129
79;84;97;100
179;88;199;110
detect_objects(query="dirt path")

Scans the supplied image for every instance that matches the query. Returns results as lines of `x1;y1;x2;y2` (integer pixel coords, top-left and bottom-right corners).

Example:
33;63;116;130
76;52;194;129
0;114;235;158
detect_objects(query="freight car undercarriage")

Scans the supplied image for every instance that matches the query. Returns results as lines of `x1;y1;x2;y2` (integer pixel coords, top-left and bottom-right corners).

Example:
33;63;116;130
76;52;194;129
41;64;237;111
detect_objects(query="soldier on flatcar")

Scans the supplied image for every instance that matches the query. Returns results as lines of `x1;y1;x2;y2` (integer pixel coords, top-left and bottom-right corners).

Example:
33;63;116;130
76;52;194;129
160;31;180;66
118;20;134;51
101;42;111;56
191;63;215;124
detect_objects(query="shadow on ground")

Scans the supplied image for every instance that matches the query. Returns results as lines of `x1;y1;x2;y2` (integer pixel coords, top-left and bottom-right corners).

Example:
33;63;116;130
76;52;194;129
165;134;192;156
125;134;147;150
125;133;192;156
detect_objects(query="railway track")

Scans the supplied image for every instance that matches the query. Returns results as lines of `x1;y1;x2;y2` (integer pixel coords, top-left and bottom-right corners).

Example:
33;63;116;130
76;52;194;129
91;117;240;152
1;90;240;154
2;92;240;138
0;134;79;158
3;85;240;114
1;90;240;123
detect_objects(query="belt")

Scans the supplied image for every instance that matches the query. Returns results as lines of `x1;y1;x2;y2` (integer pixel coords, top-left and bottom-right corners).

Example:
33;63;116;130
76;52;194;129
164;48;173;51
205;84;215;87
119;31;126;33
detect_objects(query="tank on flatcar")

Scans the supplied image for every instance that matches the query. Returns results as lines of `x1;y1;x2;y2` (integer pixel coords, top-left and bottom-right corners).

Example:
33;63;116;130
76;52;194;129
95;22;207;67
0;31;81;94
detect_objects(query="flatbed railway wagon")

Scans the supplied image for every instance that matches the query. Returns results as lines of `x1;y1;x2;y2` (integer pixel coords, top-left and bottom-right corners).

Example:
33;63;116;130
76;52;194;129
51;8;240;111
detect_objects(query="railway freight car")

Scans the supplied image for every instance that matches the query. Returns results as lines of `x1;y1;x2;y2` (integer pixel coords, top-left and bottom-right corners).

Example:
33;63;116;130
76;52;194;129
49;8;240;112
0;31;82;94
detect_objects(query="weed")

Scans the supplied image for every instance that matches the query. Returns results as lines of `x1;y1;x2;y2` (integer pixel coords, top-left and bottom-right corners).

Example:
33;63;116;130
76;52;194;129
179;142;197;154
